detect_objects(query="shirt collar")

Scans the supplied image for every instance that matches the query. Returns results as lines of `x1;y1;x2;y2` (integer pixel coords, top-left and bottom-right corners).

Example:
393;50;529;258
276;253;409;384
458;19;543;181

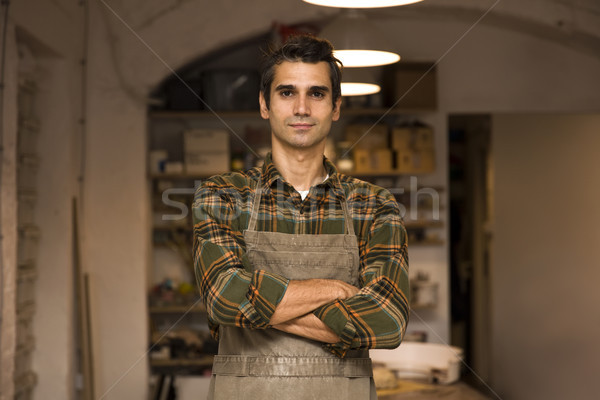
260;152;345;198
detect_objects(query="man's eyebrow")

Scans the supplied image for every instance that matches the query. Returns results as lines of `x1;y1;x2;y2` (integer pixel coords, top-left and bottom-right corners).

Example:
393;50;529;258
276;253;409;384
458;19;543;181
275;84;295;91
274;84;330;92
310;85;330;92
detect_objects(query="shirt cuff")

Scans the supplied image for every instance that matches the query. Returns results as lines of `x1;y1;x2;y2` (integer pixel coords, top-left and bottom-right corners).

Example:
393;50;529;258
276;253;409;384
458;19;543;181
239;270;289;328
313;300;357;358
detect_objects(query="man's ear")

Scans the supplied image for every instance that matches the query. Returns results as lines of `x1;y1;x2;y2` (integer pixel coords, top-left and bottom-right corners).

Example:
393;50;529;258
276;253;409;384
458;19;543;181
259;91;269;119
332;96;342;122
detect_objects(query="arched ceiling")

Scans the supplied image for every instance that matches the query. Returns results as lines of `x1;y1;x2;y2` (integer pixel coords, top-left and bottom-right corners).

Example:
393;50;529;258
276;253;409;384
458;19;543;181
362;0;600;58
97;0;600;101
120;0;600;59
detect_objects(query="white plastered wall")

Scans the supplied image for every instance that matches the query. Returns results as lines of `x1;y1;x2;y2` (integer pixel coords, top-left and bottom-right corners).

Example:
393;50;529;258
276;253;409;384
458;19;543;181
491;114;600;400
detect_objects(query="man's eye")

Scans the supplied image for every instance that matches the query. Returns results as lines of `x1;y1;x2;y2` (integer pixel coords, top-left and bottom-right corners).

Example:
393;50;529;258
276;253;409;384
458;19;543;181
280;90;293;97
311;91;325;98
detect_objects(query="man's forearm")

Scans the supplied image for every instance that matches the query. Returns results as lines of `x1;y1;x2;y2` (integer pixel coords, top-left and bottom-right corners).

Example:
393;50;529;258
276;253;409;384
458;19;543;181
269;279;358;325
272;313;339;343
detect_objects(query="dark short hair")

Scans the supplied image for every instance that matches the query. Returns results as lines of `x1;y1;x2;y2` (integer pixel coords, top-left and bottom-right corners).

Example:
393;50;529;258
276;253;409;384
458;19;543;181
260;35;343;109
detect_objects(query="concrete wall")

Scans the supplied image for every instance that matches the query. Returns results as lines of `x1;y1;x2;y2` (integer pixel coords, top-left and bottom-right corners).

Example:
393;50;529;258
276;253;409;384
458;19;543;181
9;1;82;400
491;114;600;400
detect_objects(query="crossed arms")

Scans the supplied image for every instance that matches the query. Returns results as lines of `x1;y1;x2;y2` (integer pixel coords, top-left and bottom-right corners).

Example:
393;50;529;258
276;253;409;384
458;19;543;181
270;279;359;343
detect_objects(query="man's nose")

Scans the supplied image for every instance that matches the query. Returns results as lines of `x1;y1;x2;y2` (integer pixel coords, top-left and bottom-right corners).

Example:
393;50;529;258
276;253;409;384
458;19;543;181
294;95;310;116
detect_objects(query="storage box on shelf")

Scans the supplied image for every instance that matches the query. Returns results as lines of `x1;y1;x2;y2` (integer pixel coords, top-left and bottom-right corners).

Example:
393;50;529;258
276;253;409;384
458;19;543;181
343;119;436;175
183;129;230;175
392;124;436;174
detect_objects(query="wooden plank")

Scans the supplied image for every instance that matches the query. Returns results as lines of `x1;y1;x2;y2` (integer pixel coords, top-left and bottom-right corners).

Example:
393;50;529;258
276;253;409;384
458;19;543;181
73;199;94;400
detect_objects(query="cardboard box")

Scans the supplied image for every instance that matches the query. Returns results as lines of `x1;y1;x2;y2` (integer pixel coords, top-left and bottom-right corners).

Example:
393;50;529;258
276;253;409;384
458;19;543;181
395;150;414;173
391;126;435;150
372;149;394;172
184;129;229;153
345;124;388;150
353;149;394;173
413;127;435;150
395;149;435;174
391;127;412;150
185;152;230;175
184;129;230;175
353;148;372;173
412;149;435;173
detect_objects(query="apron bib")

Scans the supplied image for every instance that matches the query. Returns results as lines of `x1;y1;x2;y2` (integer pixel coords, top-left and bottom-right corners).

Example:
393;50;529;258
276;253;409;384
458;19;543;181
207;177;376;400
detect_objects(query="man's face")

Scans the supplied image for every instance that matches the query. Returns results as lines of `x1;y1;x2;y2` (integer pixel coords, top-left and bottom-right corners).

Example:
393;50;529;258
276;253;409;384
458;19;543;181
259;61;341;152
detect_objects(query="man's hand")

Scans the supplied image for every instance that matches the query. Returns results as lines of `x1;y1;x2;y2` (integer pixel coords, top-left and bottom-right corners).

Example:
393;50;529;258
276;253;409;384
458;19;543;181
269;279;359;326
273;313;340;343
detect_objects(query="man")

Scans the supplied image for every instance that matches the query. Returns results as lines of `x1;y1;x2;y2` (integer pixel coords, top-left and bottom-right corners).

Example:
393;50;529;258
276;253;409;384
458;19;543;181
193;35;409;400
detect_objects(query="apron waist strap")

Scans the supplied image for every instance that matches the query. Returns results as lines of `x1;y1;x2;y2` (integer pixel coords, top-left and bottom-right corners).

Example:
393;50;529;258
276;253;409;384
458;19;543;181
213;355;373;378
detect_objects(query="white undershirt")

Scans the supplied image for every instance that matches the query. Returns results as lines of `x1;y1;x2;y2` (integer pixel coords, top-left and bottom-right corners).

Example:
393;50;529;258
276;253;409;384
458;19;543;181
298;174;329;200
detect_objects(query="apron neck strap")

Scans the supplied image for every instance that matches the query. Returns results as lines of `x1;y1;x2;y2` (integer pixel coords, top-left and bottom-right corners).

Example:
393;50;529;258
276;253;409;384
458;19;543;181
247;175;263;232
340;199;355;236
246;174;355;236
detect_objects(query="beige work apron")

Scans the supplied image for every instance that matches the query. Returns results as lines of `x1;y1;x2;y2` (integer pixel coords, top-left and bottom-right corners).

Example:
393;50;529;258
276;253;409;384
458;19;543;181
207;177;376;400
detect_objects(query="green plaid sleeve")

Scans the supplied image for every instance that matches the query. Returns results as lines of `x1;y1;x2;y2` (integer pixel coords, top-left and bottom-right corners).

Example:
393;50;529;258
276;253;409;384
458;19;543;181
313;189;410;358
193;180;289;337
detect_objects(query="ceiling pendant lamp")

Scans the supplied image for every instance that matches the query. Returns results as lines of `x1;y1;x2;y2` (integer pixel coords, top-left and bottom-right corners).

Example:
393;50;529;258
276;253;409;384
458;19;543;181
341;82;380;96
320;9;400;68
303;0;424;8
341;67;381;96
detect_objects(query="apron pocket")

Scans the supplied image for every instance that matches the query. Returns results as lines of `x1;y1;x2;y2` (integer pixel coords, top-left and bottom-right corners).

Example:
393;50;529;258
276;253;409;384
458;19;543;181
247;250;358;284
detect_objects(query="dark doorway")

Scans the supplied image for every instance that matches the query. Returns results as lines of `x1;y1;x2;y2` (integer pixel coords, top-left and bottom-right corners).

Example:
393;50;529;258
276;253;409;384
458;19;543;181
448;114;493;391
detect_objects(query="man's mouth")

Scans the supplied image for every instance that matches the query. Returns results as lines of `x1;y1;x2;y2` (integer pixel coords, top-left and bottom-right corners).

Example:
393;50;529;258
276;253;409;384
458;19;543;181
289;123;314;130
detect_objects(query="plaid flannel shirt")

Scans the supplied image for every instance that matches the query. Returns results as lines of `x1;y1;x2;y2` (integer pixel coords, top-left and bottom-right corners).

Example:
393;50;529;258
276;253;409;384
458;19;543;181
192;153;409;357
